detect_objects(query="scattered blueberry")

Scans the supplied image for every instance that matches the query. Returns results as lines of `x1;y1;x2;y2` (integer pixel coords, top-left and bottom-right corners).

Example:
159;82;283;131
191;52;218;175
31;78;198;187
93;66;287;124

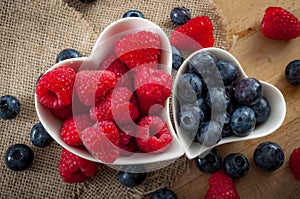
56;49;81;63
250;97;271;124
234;78;262;106
30;122;53;147
170;7;191;25
194;148;222;173
178;104;204;133
118;166;147;187
150;188;178;199
230;106;256;136
176;73;202;103
223;153;250;178
0;95;21;120
5;144;34;171
122;10;145;18
216;60;239;86
205;87;230;113
285;60;300;85
171;45;184;70
253;141;284;172
196;121;222;147
79;0;96;3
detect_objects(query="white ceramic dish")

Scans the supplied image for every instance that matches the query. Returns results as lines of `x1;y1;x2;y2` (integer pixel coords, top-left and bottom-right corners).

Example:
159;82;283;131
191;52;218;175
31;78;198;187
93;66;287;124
172;47;286;159
35;17;185;166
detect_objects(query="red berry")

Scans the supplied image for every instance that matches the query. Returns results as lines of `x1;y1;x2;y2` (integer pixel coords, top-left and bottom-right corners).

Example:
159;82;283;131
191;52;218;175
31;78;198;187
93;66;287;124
81;121;119;163
50;104;73;119
75;70;117;106
114;30;161;69
58;148;99;183
170;16;214;51
60;114;94;147
205;171;240;199
134;67;172;114
261;7;300;40
289;147;300;180
118;125;138;156
36;66;76;109
136;116;172;153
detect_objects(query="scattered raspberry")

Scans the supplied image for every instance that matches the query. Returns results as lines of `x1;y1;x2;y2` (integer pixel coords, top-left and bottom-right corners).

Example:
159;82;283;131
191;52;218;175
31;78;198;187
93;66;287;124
89;87;139;124
36;66;76;109
136;116;172;153
58;148;99;183
60;114;94;147
261;7;300;40
205;171;240;199
80;121;119;163
114;30;161;69
75;70;117;106
289;147;300;180
134;67;172;114
170;16;214;51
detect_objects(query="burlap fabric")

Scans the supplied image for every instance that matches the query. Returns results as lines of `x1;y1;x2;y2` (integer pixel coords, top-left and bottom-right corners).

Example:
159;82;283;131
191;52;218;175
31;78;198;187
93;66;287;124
0;0;228;198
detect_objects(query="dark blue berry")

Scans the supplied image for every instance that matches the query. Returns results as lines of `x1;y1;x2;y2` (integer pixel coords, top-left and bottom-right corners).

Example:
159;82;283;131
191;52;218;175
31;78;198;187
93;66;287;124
118;166;147;187
171;45;184;70
150;188;178;199
205;87;230;113
170;7;191;25
122;10;145;18
79;0;96;2
56;49;81;63
196;121;222;147
194;148;222;173
230;106;256;136
234;78;262;106
223;153;250;178
30;122;53;147
5;144;34;171
195;97;210;117
0;95;21;120
178;104;204;133
253;141;284;172
285;60;300;85
188;52;217;77
250;97;270;124
216;60;240;86
215;112;233;138
176;73;202;103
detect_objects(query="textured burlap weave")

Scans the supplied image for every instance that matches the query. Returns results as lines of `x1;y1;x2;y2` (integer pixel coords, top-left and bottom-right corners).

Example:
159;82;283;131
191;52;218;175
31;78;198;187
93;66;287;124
0;0;228;198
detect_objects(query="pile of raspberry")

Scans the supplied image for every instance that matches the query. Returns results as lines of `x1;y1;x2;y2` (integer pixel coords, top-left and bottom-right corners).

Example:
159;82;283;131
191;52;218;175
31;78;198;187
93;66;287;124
36;30;173;165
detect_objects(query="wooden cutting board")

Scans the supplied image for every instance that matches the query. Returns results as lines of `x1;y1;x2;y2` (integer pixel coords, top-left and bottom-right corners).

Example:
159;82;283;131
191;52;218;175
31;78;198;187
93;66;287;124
171;1;300;198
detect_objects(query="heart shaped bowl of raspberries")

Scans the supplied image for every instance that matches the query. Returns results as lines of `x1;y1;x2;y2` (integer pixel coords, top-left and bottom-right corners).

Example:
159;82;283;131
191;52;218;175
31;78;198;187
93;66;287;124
35;17;185;168
172;47;286;159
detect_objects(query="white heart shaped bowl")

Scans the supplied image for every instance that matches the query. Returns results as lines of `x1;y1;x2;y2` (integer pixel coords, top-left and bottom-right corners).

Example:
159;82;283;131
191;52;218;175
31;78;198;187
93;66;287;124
172;47;286;159
35;17;185;168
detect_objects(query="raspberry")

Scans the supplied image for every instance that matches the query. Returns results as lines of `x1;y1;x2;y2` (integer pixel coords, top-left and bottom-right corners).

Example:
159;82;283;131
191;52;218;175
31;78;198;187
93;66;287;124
170;16;214;51
58;148;99;183
81;121;119;163
205;171;240;199
99;54;133;89
289;147;300;180
136;116;172;153
60;114;94;147
75;70;117;106
261;7;300;40
118;125;138;156
89;87;139;124
114;30;161;69
50;104;73;119
36;66;76;109
134;67;172;114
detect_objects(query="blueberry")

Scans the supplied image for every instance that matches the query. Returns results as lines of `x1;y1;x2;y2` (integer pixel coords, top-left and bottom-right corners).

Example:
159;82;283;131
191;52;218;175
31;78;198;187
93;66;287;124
79;0;96;2
215;112;233;138
171;45;184;70
253;141;284;172
122;10;145;18
188;52;218;77
250;97;271;124
178;104;204;134
194;148;222;173
234;78;262;106
56;49;81;63
176;73;202;103
196;121;222;147
195;97;210;117
150;188;178;199
30;122;53;147
5;144;34;171
170;7;191;25
205;87;230;113
0;95;21;120
285;60;300;85
230;106;256;136
216;60;240;86
223;153;250;178
118;165;147;187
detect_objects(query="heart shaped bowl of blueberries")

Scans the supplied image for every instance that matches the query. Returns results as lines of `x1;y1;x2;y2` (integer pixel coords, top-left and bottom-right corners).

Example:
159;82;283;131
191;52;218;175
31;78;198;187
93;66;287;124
172;47;286;159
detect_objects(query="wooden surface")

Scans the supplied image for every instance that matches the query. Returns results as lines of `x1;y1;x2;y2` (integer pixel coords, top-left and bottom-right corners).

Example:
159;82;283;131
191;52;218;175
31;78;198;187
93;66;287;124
171;1;300;198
